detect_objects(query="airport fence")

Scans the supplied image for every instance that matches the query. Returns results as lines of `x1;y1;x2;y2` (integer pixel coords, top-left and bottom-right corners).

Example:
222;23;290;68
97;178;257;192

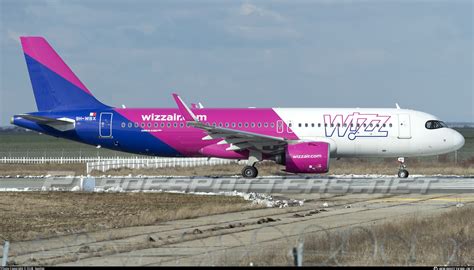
86;157;246;174
0;156;246;173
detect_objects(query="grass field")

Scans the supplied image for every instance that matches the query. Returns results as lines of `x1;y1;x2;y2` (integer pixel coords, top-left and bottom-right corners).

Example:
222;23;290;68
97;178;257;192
0;132;135;158
0;159;472;176
0;192;259;242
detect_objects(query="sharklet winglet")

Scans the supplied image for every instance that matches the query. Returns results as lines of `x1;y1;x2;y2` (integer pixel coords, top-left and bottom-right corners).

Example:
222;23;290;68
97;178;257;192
172;93;198;122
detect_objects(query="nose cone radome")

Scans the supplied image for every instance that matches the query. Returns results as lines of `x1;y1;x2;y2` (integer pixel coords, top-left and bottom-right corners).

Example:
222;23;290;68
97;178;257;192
452;130;465;151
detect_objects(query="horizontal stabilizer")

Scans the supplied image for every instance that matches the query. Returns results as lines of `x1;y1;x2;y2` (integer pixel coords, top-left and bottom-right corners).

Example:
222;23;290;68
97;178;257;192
18;114;75;131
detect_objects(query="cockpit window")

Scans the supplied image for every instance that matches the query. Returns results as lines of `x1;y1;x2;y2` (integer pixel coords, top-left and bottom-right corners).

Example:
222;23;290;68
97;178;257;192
425;120;447;129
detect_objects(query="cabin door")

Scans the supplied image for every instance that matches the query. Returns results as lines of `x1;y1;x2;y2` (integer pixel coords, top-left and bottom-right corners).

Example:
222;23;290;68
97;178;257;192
99;112;113;138
397;114;411;139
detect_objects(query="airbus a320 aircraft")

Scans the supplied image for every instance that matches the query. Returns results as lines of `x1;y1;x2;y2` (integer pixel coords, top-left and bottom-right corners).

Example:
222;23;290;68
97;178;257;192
11;37;465;178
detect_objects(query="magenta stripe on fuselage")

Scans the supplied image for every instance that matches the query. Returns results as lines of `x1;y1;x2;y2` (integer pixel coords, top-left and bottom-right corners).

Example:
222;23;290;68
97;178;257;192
114;108;298;156
20;37;93;96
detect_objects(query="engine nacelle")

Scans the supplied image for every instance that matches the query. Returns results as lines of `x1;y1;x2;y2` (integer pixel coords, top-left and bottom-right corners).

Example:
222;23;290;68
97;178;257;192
285;142;330;173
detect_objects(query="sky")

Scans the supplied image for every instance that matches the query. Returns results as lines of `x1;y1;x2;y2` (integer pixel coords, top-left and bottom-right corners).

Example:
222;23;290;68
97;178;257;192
0;0;473;126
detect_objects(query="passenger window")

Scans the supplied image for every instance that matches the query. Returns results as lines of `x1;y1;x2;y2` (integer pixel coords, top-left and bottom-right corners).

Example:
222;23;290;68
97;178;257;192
389;123;392;127
251;122;255;128
167;123;171;127
305;123;308;127
258;122;262;128
238;123;242;127
270;123;275;128
173;123;177;128
141;123;145;128
264;122;268;128
311;123;314;127
232;123;236;128
147;123;151;128
245;122;249;127
128;122;132;128
180;123;184;128
318;123;321;127
161;123;165;127
298;123;302;127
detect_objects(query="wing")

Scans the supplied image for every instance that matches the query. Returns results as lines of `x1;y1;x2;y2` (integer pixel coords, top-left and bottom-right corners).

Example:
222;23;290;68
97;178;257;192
172;93;289;155
18;114;76;131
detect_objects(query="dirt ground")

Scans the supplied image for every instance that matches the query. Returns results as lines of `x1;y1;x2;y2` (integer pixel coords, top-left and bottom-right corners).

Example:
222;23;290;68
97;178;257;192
2;193;472;266
229;205;473;266
0;192;259;242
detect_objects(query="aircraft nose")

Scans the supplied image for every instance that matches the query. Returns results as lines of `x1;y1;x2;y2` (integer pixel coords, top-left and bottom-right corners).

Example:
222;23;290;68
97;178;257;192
452;130;465;151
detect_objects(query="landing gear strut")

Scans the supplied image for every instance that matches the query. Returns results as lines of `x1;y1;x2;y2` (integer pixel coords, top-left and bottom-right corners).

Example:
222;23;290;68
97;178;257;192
241;150;261;178
397;157;409;178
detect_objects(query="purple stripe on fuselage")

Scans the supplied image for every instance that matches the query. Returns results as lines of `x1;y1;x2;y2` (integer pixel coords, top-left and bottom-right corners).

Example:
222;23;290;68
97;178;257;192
20;37;92;95
114;108;298;157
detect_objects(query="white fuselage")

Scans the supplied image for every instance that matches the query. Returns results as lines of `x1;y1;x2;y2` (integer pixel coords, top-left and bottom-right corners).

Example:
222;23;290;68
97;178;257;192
273;108;465;158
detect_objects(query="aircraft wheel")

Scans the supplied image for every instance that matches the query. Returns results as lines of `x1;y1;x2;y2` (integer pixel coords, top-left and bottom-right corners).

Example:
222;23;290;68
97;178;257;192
242;166;258;178
398;169;409;178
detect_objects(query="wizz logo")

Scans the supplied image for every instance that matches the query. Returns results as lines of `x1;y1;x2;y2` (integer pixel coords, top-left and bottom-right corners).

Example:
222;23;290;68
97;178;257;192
324;112;391;140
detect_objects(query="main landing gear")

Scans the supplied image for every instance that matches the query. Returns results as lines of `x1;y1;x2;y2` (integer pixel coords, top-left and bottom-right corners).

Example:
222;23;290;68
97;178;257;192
397;157;409;178
242;166;258;178
241;150;261;178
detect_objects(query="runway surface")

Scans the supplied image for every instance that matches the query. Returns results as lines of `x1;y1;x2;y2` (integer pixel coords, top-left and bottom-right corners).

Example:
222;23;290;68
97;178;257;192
0;175;472;194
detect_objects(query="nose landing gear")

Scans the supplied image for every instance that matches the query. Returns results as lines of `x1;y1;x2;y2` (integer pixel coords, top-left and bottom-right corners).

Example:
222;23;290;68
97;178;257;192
397;157;409;178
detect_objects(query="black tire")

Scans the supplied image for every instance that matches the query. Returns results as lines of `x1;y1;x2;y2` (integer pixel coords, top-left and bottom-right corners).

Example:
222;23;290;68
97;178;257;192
398;169;409;178
242;166;258;178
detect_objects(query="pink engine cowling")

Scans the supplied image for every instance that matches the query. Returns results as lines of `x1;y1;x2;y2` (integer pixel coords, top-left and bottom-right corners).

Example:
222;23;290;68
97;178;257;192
285;142;330;173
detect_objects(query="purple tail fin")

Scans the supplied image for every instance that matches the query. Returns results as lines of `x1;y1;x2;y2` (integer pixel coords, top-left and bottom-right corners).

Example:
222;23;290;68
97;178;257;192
20;37;108;111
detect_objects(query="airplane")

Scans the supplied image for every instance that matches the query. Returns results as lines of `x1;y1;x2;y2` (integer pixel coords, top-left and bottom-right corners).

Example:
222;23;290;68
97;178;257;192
11;37;465;178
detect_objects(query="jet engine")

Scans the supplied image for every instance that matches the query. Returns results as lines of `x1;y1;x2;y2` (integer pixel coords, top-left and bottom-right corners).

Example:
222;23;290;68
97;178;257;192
279;142;330;173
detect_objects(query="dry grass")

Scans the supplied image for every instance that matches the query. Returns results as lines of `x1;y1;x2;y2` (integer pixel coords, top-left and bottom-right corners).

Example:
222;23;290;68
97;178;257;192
0;159;472;177
330;159;474;175
93;160;474;176
224;206;473;266
0;192;260;242
0;163;85;176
